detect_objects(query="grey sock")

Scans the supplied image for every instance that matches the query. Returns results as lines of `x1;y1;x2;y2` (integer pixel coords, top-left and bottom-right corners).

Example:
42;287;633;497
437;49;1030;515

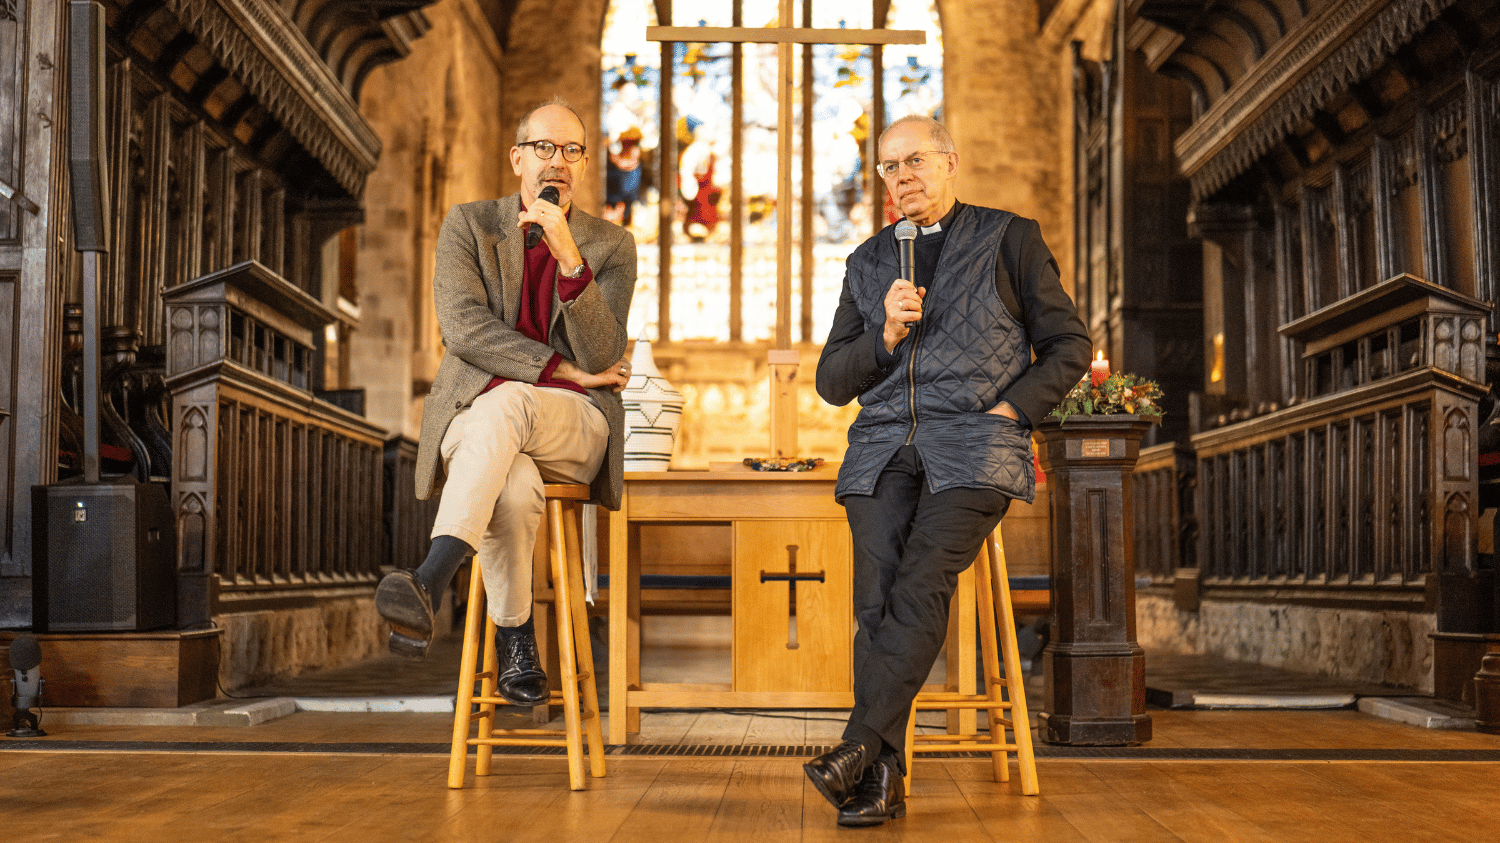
415;535;474;605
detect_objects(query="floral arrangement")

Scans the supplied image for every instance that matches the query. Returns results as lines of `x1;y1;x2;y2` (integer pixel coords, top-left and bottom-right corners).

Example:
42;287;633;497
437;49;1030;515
1047;353;1164;423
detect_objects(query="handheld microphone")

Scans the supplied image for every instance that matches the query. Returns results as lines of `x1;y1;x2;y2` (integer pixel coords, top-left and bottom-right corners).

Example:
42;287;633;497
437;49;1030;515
525;185;561;250
7;633;45;737
895;220;917;314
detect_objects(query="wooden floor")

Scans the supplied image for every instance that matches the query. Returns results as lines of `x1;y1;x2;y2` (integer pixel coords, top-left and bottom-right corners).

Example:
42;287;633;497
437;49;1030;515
4;708;1499;842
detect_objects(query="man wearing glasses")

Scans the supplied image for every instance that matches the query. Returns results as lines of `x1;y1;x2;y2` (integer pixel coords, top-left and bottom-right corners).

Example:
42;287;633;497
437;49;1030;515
809;115;1090;826
377;99;635;710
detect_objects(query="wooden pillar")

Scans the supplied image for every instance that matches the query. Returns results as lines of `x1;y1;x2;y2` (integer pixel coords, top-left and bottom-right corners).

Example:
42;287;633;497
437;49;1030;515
657;0;675;342
771;0;797;455
729;0;743;342
871;0;888;235
799;0;813;344
1034;415;1153;746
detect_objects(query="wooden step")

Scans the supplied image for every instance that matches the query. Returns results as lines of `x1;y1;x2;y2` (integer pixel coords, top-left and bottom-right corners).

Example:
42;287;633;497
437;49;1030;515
0;629;220;708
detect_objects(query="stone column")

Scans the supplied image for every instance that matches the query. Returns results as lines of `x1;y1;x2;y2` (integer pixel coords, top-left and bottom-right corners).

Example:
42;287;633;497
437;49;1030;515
1034;415;1153;745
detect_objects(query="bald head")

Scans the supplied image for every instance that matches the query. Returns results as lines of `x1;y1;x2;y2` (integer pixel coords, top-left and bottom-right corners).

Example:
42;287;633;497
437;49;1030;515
511;99;591;212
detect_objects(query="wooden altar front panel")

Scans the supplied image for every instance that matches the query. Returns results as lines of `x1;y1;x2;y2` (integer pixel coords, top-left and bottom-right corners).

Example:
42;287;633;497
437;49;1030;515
607;468;854;745
733;519;852;693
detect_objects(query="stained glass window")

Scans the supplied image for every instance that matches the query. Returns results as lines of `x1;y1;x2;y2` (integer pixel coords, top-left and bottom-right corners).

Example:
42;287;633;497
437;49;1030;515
602;0;942;343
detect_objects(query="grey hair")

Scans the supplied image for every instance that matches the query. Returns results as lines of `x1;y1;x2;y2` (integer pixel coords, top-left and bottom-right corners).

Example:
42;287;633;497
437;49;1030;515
878;115;954;154
516;96;588;146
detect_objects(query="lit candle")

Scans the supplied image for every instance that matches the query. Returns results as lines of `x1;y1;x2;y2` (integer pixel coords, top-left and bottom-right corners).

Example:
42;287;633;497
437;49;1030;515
1090;351;1110;386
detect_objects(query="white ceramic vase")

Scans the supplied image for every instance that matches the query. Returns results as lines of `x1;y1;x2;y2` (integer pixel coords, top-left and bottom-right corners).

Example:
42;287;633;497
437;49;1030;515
621;339;683;471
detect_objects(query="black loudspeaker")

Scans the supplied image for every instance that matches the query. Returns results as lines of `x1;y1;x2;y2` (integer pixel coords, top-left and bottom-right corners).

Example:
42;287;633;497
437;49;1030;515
68;0;109;252
32;477;176;632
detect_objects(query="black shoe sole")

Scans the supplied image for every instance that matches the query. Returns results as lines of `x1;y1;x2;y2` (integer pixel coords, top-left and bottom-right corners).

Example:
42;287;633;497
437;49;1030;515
376;572;433;659
387;630;430;659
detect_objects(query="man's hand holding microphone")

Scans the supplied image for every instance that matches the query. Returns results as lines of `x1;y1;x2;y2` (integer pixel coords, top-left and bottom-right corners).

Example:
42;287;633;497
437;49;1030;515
883;219;924;352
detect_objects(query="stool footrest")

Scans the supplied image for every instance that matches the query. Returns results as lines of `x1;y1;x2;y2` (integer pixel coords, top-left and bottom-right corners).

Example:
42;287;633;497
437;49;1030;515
914;730;1016;741
470;736;569;747
915;698;1017;710
913;743;1019;754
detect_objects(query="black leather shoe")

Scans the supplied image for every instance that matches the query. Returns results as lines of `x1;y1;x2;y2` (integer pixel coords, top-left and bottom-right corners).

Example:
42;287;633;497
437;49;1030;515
376;570;434;658
803;740;868;810
837;751;906;827
495;625;549;707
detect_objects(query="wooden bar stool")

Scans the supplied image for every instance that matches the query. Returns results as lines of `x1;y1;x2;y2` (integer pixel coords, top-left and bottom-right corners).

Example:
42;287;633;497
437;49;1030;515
903;529;1039;796
447;483;606;791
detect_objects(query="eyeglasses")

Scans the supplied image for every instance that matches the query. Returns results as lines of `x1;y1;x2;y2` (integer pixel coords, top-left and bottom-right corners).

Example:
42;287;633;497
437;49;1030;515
518;140;587;162
876;150;949;179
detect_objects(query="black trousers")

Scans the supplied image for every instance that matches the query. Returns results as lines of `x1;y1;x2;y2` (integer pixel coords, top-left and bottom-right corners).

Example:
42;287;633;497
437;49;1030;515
841;445;1010;766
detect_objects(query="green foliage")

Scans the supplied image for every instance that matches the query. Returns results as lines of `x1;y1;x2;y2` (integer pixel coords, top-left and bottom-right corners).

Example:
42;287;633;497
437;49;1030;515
1047;372;1165;423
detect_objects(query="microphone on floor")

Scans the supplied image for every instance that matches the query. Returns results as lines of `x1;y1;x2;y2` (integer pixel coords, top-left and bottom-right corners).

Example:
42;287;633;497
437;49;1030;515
6;634;46;738
525;185;561;250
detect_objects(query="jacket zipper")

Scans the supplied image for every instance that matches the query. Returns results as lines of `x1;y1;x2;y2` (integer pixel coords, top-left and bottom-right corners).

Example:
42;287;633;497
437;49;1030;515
903;318;923;445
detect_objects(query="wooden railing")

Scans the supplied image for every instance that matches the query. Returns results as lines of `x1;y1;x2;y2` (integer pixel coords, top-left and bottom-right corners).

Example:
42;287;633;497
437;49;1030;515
1194;374;1477;586
384;435;440;571
1132;442;1194;586
163;261;387;623
1191;274;1487;593
210;392;384;590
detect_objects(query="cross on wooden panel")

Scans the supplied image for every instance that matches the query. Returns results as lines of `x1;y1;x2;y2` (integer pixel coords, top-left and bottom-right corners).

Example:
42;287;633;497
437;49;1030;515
648;2;924;457
758;543;827;649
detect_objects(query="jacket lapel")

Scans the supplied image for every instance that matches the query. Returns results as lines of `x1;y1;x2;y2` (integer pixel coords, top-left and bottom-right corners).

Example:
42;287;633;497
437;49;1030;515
496;196;525;323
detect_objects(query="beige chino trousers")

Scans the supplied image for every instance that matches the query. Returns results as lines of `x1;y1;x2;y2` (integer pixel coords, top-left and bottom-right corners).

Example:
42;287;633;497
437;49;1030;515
430;381;608;626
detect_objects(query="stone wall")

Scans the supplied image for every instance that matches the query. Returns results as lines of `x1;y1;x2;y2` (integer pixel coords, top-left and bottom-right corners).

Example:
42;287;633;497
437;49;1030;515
940;0;1070;290
500;0;609;212
217;597;379;691
1137;593;1436;693
351;0;509;438
217;595;454;691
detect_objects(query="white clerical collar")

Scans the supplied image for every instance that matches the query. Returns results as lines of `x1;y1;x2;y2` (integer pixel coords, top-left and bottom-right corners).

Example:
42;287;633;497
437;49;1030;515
919;220;942;235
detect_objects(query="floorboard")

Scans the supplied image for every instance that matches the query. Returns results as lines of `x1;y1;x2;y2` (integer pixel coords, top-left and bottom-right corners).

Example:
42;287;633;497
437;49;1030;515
6;704;1500;842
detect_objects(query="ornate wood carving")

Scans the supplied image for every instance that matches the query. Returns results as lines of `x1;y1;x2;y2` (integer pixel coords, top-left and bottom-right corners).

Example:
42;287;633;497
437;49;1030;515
162;0;390;197
1193;274;1485;599
1431;95;1469;165
1165;0;1462;200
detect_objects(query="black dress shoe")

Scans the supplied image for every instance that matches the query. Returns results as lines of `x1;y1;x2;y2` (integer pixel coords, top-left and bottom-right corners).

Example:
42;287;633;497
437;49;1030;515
376;571;434;658
803;740;868;810
837;751;906;827
495;625;549;707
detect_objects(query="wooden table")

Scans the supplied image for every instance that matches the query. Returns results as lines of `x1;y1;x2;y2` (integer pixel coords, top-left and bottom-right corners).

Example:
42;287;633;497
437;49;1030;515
607;467;856;745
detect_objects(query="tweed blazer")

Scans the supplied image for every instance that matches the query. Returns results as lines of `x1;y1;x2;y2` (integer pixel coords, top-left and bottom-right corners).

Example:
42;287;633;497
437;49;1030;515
414;195;637;510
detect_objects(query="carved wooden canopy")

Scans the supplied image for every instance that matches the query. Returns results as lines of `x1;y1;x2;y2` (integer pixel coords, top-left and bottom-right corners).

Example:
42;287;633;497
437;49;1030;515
1128;0;1498;200
104;0;436;198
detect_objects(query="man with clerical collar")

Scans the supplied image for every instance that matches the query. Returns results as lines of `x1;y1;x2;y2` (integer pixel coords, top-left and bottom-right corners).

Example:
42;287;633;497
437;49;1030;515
810;115;1091;826
377;98;635;710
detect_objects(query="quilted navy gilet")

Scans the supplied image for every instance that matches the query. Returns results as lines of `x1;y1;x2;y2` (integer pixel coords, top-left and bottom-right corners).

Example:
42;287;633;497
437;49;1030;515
834;205;1035;503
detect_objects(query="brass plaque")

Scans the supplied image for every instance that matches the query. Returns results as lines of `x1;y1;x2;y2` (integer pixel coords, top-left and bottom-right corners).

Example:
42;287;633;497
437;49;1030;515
1080;439;1111;458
